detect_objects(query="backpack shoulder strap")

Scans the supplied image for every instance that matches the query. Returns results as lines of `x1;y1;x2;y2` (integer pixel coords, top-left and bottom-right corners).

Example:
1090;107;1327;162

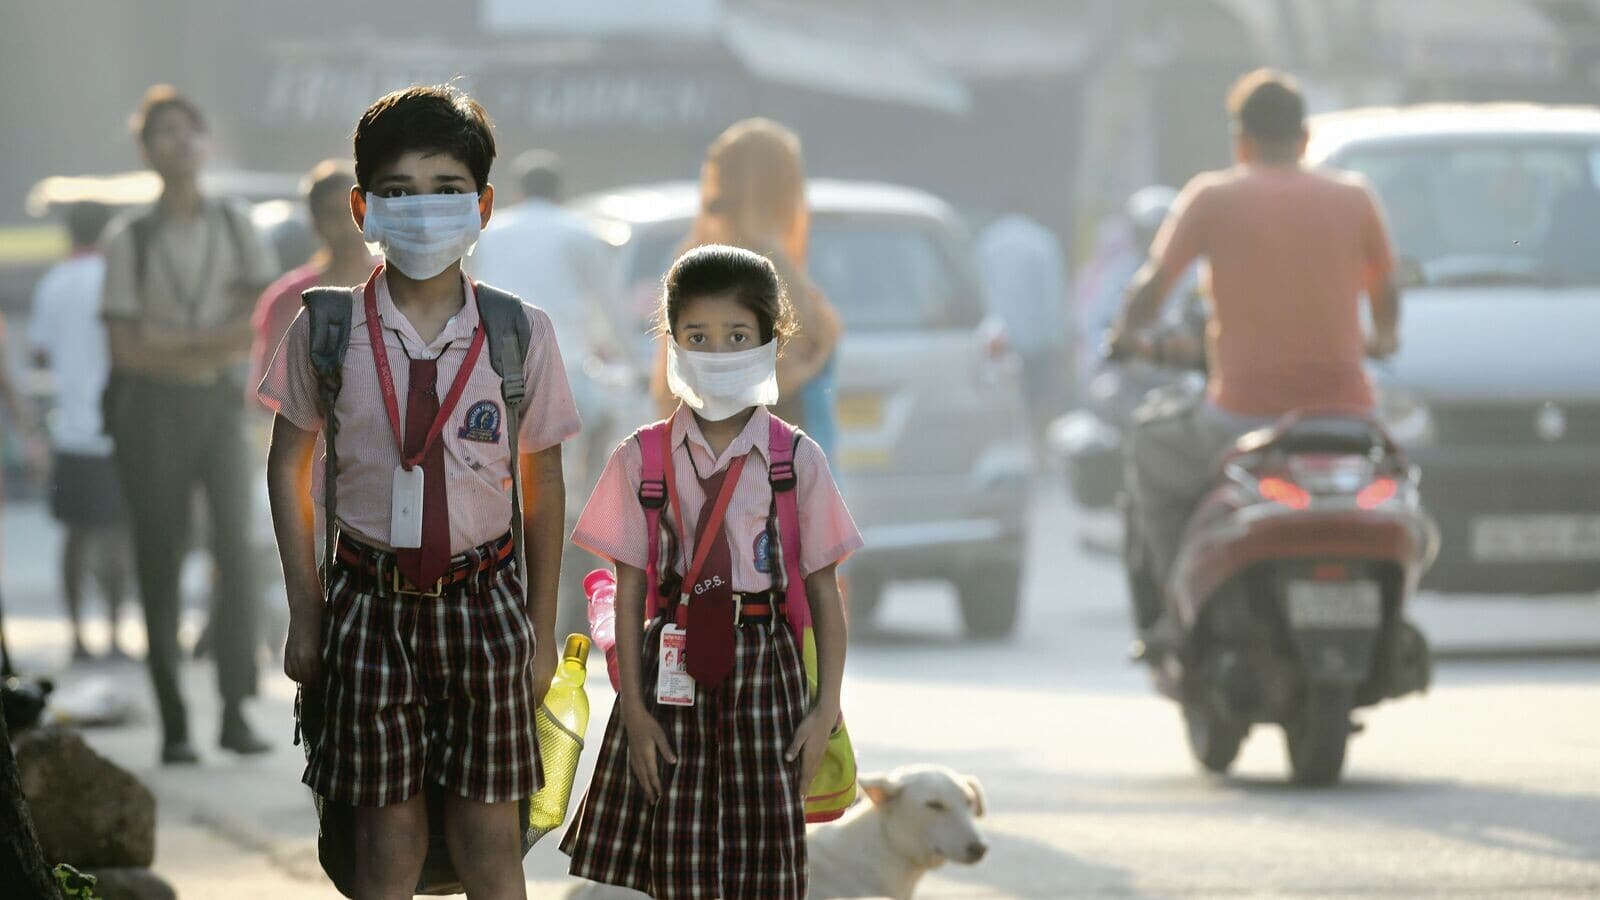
473;282;535;595
129;208;162;293
767;415;811;635
473;283;532;402
635;419;673;622
301;286;354;588
216;200;251;270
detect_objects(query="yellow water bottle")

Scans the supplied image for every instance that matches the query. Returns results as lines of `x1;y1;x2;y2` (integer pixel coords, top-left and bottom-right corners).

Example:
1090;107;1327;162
528;634;591;841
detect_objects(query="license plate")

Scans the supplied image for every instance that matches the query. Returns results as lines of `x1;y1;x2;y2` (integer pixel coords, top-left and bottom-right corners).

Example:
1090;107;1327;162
836;393;886;429
1471;515;1600;562
1286;580;1382;629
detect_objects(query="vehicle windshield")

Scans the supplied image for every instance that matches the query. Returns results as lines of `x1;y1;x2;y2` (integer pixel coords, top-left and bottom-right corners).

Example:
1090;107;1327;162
620;217;976;361
1339;142;1600;287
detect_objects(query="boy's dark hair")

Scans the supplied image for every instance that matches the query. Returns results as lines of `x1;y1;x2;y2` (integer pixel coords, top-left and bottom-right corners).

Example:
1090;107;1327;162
64;201;114;248
1227;69;1306;143
130;84;206;146
301;159;356;223
353;84;496;192
659;244;795;346
514;149;562;202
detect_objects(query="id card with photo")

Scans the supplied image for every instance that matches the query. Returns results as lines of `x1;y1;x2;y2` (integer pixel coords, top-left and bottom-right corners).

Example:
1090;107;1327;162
390;465;425;549
656;624;695;707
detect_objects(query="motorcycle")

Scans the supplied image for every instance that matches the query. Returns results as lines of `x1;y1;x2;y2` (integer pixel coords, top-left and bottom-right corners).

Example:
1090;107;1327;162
1125;386;1438;785
1051;292;1209;509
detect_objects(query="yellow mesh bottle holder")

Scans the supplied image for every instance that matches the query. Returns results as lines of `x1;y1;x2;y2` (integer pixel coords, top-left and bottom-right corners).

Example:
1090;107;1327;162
802;625;858;822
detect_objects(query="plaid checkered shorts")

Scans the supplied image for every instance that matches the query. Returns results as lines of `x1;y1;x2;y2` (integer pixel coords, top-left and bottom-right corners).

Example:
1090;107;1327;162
302;536;542;808
561;617;809;899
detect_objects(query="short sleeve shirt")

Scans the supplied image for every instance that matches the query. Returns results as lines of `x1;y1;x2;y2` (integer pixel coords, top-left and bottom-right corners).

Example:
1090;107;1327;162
1152;164;1395;417
258;270;582;554
572;406;864;592
101;199;279;333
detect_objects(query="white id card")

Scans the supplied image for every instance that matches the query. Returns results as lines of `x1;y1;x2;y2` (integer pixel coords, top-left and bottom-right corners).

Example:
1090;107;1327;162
390;465;425;549
656;624;696;707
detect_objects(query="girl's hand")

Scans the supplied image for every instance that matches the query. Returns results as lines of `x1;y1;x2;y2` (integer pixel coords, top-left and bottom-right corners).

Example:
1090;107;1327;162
785;705;839;788
622;700;677;802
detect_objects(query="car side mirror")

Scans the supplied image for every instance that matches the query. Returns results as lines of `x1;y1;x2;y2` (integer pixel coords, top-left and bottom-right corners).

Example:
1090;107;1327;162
1395;256;1425;289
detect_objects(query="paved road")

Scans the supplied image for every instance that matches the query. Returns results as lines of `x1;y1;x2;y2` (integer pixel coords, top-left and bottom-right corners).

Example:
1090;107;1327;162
5;483;1600;897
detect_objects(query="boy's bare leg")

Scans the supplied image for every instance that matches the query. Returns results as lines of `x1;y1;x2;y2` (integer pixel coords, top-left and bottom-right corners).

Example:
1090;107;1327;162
354;794;429;900
442;793;527;900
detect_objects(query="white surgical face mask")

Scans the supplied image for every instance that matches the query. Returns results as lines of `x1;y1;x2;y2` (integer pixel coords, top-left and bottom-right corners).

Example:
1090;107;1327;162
362;192;482;280
667;340;780;422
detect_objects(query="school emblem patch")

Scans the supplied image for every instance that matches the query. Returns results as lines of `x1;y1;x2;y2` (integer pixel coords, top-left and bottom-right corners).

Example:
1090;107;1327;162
754;531;772;574
457;400;502;443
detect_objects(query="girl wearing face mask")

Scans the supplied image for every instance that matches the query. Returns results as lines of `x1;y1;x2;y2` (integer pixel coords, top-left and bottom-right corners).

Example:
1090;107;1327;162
563;245;861;899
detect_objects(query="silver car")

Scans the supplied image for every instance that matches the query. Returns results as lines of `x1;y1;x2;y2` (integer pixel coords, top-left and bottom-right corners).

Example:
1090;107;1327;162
1309;105;1600;594
576;180;1033;637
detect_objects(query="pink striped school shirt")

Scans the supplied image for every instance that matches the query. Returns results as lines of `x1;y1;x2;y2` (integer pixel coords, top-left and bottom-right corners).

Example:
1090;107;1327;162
258;271;581;554
572;405;863;592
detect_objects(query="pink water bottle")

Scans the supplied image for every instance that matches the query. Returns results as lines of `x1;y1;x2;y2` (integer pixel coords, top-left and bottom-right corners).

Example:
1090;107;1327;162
583;569;621;690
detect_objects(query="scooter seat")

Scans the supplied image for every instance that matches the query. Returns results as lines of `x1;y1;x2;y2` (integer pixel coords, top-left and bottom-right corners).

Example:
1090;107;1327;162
1235;413;1389;457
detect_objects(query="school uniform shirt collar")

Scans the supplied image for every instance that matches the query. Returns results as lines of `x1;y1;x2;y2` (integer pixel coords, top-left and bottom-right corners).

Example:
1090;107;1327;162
670;404;772;472
350;268;480;356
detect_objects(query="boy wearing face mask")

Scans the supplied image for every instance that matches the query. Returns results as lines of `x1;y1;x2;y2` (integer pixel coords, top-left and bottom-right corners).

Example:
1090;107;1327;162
260;85;580;899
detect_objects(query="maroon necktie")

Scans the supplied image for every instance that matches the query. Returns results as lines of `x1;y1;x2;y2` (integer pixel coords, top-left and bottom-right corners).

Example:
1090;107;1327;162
395;358;452;590
685;465;737;689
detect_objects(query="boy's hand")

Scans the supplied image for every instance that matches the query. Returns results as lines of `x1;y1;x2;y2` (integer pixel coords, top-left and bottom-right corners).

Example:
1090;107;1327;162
785;705;839;788
283;600;322;685
622;700;677;803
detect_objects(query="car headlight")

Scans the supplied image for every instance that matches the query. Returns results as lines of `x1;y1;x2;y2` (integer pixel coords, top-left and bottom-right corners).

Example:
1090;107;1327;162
1376;385;1435;447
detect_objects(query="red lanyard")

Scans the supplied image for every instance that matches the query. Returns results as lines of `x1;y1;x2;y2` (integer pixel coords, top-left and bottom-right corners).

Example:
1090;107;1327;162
364;265;486;469
663;435;749;598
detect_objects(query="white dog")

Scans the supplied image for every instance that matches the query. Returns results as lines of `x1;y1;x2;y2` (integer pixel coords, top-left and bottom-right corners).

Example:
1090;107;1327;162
566;765;989;900
808;765;989;899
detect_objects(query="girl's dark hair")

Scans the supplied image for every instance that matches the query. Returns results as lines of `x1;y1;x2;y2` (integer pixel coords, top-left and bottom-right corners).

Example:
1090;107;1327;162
353;84;496;192
659;244;795;346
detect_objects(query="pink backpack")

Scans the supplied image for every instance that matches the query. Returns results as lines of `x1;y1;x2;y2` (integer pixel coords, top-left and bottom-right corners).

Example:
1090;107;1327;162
634;414;857;822
636;414;811;642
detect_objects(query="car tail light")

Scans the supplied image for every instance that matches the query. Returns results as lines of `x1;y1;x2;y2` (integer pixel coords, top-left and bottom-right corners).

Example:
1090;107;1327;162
1356;477;1398;510
1258;476;1312;510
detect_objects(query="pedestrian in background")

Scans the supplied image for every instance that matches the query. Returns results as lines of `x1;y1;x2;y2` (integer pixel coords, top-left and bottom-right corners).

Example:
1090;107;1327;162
651;119;843;458
248;161;375;394
28;200;133;662
470;149;626;484
977;209;1072;444
100;85;279;764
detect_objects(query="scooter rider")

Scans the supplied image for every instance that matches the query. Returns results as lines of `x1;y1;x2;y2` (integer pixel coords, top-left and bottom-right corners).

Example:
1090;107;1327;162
1107;69;1402;642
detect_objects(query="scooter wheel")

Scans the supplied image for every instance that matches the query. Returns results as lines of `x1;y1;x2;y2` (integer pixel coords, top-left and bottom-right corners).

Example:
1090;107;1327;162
1184;702;1248;774
1285;684;1354;786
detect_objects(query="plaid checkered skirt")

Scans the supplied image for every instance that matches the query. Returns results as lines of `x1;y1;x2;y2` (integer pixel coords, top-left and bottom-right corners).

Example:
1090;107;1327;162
302;539;542;808
562;617;809;899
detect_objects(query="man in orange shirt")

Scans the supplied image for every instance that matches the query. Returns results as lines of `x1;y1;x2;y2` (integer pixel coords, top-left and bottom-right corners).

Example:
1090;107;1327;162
1109;70;1401;635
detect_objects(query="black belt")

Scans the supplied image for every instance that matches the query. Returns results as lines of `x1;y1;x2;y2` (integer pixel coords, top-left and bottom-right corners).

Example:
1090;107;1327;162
335;533;514;597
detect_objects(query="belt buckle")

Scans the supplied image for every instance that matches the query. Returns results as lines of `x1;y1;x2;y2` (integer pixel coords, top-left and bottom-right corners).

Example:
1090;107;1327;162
391;567;446;598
